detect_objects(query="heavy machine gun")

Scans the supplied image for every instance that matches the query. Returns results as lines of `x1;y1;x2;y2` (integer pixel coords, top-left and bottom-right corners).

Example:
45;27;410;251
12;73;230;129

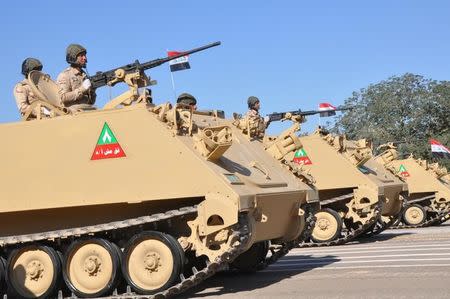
89;41;221;89
267;105;354;122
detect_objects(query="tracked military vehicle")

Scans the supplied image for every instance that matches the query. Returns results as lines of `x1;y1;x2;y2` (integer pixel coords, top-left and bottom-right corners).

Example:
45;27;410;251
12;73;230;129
426;162;450;188
233;110;383;246
333;136;407;235
0;43;316;298
375;144;450;227
426;162;450;224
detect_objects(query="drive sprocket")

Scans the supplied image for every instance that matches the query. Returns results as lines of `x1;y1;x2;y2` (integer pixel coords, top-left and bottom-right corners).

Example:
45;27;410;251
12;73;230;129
186;218;240;262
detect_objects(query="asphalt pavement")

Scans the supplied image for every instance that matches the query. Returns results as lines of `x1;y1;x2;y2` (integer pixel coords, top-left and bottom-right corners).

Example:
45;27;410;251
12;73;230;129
182;223;450;299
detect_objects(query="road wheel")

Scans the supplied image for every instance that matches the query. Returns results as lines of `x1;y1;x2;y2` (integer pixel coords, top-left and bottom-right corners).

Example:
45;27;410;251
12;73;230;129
6;245;61;298
403;204;426;225
311;208;343;243
63;238;121;298
231;241;269;272
122;231;184;295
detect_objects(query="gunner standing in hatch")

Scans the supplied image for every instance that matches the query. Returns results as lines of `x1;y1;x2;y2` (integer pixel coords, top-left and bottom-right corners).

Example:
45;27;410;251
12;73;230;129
57;43;96;107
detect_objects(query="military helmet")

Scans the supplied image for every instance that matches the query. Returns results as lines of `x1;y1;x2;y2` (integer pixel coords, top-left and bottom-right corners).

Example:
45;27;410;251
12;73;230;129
247;96;260;108
21;58;43;76
66;43;87;64
177;92;197;106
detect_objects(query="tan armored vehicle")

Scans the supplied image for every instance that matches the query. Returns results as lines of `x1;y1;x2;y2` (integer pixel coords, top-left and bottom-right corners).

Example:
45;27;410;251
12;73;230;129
335;137;407;235
0;43;315;298
426;162;450;188
426;163;450;224
233;111;383;245
375;144;450;226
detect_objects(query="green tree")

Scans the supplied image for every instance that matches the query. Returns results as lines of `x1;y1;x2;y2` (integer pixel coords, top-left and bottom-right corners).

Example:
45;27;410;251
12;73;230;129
334;73;450;168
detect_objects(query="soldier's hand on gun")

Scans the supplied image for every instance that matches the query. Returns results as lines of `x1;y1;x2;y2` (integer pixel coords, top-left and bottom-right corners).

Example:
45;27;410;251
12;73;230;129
42;107;51;116
82;79;92;91
264;116;270;123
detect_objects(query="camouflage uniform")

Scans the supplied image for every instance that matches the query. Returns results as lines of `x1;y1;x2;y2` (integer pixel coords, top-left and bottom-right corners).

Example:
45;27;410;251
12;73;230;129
245;108;266;138
246;108;260;119
245;95;271;138
13;79;40;117
57;66;96;106
247;108;269;127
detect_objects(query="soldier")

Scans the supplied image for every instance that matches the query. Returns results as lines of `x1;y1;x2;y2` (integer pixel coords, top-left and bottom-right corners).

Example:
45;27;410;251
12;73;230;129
13;58;43;117
177;92;197;110
240;96;270;138
246;96;270;126
57;43;96;107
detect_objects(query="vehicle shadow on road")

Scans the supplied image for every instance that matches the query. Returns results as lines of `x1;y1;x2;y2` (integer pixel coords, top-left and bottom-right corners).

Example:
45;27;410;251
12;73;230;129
180;254;339;298
355;231;413;243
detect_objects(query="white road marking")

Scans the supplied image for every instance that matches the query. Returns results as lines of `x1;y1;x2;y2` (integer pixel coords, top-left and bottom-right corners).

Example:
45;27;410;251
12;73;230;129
289;246;450;256
263;263;450;272
278;252;450;262
271;257;450;267
292;242;450;253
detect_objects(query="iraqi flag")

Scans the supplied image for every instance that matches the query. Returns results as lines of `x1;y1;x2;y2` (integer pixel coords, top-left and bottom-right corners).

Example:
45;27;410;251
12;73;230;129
430;139;450;159
167;51;191;72
319;102;336;117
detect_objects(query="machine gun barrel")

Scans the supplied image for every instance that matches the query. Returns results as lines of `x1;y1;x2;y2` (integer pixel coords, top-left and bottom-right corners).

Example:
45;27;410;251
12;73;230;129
376;140;407;151
89;41;221;89
267;106;353;122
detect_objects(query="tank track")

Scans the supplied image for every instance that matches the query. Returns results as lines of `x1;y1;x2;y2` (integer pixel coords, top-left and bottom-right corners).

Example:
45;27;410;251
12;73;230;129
402;195;435;205
390;214;445;229
0;206;252;299
0;207;197;247
251;242;296;273
87;218;251;299
359;214;400;238
389;195;450;229
431;207;450;225
440;213;450;224
248;203;317;272
390;210;448;229
297;203;317;244
297;199;383;247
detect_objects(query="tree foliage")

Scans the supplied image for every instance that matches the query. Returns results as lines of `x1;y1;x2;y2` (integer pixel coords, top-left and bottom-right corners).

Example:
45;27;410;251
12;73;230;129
334;73;450;168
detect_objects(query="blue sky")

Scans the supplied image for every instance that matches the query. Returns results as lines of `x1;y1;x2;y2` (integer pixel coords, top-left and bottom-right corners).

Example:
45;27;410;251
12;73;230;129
1;1;449;133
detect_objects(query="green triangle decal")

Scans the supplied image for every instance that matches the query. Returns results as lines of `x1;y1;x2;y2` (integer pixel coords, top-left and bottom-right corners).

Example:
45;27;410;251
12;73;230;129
399;165;407;172
294;148;308;158
96;123;118;145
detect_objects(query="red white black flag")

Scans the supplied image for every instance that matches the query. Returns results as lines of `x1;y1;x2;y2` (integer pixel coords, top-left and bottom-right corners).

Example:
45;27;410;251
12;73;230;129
318;102;336;117
430;139;450;159
167;51;191;72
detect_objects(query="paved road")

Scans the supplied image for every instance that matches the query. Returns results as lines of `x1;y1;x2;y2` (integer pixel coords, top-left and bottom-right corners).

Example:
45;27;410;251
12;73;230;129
182;223;450;299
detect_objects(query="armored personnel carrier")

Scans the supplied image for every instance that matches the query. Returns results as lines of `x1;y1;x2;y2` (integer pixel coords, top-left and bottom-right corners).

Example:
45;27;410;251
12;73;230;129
426;162;450;224
375;144;450;227
425;162;450;188
233;111;383;245
334;137;407;235
0;43;316;298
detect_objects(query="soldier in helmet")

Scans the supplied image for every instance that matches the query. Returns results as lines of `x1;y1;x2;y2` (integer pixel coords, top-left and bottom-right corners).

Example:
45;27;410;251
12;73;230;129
177;92;197;110
236;96;271;138
246;96;270;127
57;43;96;107
13;57;43;117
